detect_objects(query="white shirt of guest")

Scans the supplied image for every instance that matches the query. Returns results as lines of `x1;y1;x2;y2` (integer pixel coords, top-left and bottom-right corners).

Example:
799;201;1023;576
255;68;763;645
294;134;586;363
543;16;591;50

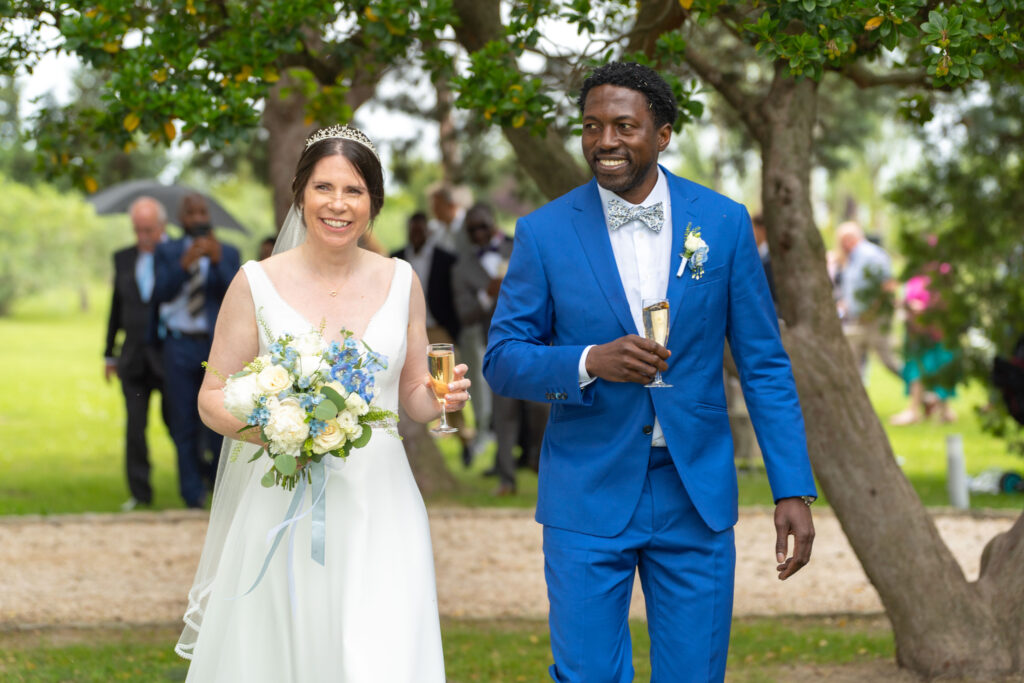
427;208;466;254
579;167;672;446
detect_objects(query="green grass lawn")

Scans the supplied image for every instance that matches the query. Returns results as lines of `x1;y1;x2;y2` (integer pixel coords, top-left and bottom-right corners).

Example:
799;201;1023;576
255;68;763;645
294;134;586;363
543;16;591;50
1;284;1022;514
0;615;894;682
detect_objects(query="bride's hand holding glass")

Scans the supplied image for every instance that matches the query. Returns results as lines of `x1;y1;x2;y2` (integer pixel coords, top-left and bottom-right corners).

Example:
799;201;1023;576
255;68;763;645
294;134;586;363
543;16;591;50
423;345;471;433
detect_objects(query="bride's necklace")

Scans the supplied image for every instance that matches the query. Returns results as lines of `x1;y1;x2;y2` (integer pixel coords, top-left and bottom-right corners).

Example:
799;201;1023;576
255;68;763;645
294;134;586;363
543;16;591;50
306;259;356;298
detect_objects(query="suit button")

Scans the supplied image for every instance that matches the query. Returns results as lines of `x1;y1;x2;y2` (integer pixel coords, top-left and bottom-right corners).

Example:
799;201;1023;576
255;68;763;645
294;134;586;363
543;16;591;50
642;425;653;435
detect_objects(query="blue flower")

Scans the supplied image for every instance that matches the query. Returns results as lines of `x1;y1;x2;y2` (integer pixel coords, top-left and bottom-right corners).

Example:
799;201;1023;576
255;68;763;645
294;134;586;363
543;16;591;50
248;406;270;426
299;393;324;410
308;418;327;437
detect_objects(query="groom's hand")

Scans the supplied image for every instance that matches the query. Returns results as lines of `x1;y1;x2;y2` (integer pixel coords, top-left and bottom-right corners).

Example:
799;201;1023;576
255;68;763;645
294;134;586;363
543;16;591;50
586;335;670;384
774;498;815;580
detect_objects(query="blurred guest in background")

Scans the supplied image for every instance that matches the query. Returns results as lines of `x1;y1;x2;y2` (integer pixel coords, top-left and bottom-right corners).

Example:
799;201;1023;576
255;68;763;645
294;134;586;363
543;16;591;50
453;203;547;494
105;197;169;511
836;221;902;382
258;235;276;261
891;264;959;425
152;194;240;508
392;211;475;463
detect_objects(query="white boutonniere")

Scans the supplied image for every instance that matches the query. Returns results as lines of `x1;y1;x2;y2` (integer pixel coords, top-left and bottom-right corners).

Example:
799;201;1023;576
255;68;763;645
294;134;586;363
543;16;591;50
676;223;709;279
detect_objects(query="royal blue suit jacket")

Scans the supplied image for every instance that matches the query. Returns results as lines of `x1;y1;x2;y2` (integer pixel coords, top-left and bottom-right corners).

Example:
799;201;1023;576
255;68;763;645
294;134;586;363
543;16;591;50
151;237;241;339
483;168;816;536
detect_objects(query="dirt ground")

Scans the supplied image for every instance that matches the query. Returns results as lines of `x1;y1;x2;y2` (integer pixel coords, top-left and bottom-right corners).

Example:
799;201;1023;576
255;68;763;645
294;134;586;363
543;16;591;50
0;506;1017;681
0;506;1014;627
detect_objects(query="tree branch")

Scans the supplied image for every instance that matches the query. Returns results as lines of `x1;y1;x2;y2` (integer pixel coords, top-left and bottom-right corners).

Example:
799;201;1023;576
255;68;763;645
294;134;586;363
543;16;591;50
681;44;768;143
840;62;930;88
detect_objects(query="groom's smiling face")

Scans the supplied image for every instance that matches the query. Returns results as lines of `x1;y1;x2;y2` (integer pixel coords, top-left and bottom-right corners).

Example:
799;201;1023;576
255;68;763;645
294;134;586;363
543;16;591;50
581;84;671;205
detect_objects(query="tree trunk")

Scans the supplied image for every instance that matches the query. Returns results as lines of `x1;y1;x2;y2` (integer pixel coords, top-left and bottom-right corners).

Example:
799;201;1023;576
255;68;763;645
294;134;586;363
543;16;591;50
431;74;463;184
759;67;1021;678
398;409;461;497
263;74;316;231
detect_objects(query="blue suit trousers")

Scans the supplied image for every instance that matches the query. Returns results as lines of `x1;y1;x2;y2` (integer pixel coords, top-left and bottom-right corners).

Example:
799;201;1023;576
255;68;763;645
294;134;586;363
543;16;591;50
543;448;736;683
163;334;222;507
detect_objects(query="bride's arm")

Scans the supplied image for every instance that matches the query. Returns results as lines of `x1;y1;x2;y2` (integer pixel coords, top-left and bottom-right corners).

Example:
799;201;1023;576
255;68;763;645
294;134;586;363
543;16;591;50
399;270;470;423
198;270;264;445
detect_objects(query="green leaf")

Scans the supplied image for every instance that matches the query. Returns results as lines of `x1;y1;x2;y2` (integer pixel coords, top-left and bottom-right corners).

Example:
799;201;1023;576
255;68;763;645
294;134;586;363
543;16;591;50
322;385;346;408
314;397;339;421
351;424;372;449
261;470;276;488
247;447;265;463
274;453;297;476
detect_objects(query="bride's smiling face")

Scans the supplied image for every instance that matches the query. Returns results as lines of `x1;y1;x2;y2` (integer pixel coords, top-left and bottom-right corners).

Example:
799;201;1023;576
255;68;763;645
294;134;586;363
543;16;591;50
301;154;371;248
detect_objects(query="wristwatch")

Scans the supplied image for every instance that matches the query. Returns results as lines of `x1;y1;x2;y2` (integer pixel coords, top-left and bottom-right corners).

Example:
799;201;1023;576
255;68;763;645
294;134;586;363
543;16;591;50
800;495;816;506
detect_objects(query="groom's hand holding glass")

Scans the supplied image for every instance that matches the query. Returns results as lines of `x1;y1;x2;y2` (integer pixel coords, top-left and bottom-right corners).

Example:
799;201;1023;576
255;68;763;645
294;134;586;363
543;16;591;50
585;335;670;384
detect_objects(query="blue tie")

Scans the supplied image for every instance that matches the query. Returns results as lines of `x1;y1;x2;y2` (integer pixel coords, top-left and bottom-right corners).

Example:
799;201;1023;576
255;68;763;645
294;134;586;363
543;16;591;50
136;253;154;303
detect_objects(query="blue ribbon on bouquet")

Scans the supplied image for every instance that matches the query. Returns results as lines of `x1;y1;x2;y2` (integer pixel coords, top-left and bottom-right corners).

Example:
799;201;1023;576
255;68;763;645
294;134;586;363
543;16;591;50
231;460;329;614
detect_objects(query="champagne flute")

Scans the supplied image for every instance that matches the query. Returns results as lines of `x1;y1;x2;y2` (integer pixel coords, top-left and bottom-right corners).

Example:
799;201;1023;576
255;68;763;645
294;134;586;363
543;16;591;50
642;297;672;388
427;343;458;434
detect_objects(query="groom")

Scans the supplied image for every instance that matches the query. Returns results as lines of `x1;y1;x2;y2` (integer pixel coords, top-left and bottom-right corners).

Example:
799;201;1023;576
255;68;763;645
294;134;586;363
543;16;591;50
483;62;816;681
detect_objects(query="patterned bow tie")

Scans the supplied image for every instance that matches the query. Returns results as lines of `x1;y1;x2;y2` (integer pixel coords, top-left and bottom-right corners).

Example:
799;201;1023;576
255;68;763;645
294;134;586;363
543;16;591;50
607;198;664;233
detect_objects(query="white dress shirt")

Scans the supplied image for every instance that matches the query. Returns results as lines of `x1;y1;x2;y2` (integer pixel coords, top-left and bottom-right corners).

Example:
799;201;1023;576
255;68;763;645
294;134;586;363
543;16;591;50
578;168;672;446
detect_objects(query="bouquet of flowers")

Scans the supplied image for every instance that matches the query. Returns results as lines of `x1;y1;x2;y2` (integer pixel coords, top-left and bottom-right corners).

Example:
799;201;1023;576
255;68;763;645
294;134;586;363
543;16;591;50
217;322;397;490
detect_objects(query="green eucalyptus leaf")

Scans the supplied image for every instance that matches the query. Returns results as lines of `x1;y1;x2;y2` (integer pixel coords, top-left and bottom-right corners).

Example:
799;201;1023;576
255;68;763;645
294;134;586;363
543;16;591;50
316;397;340;420
261;470;276;488
351;424;372;449
274;453;297;476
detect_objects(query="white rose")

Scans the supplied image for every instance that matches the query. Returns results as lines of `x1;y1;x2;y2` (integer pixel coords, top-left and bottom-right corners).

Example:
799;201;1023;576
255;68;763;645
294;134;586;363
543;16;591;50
344;392;370;417
312;419;346;454
223;372;262;421
296;354;325;381
257;364;292;394
685;234;704;252
293;331;325;357
264;396;309;455
337;410;361;438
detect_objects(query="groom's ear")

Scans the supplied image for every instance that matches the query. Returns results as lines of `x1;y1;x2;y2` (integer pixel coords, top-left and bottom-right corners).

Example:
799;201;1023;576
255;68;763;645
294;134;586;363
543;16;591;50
656;123;671;153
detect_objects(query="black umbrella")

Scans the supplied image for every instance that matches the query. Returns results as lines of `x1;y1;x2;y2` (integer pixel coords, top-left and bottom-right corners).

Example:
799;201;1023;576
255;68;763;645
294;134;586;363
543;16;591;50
87;179;249;233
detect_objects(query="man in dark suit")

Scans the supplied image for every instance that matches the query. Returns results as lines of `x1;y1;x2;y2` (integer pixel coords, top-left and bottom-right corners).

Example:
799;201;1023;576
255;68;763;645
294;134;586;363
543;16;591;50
392;211;475;462
152;194;240;508
105;197;168;511
453;202;548;494
391;211;461;343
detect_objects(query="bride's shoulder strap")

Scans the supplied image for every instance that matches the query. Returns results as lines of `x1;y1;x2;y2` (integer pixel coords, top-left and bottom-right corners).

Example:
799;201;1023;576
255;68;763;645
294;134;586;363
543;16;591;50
241;260;273;298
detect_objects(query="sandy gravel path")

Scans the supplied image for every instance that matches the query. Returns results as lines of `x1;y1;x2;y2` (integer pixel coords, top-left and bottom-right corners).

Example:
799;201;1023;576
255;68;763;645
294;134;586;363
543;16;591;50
0;507;1015;628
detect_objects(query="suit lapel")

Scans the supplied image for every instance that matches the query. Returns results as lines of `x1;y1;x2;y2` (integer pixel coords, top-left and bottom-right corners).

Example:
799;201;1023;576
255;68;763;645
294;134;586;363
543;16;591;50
571;180;636;335
664;171;699;332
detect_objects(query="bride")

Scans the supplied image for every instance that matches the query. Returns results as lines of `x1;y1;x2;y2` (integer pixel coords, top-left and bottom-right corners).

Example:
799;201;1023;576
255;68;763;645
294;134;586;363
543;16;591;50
175;124;469;682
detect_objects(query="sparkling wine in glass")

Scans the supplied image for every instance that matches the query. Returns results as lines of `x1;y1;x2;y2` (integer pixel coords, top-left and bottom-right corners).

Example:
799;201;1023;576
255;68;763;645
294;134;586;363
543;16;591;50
642;298;672;388
427;343;458;434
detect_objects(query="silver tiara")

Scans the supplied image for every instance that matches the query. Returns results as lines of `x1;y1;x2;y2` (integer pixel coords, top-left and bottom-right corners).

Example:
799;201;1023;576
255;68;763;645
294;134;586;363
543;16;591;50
304;124;378;159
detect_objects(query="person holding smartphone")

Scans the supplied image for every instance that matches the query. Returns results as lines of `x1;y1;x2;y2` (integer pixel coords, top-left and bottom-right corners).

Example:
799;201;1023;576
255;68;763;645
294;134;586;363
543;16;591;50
151;194;241;508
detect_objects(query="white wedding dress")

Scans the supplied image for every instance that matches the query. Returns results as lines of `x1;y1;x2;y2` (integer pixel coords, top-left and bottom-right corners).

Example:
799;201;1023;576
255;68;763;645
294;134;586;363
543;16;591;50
179;258;445;682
